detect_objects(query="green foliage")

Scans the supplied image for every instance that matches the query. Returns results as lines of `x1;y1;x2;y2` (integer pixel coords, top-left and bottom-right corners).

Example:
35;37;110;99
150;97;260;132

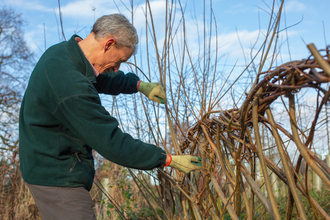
297;188;330;219
255;186;330;219
223;212;248;220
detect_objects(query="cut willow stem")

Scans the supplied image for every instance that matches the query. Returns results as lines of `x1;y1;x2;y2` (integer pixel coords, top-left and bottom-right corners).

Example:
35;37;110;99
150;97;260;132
166;110;182;155
157;169;196;205
210;175;239;220
204;124;251;218
309;152;330;176
181;199;188;220
217;125;252;218
262;153;330;220
266;109;307;219
245;128;256;220
240;166;273;218
252;88;281;220
307;43;330;77
192;204;202;220
235;141;243;216
206;180;221;217
288;93;330;188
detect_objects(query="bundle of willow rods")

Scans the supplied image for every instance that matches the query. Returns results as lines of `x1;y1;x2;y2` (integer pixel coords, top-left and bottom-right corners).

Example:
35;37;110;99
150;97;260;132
158;45;330;220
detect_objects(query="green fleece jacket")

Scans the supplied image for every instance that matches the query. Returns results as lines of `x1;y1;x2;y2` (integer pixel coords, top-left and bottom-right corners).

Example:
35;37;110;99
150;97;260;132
19;35;166;191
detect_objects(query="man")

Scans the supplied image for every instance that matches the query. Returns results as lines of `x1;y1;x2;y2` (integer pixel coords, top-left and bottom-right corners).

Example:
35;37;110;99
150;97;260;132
19;14;201;219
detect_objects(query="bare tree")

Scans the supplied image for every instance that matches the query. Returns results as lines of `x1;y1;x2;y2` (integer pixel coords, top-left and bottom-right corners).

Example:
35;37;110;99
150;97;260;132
0;7;34;158
0;8;34;219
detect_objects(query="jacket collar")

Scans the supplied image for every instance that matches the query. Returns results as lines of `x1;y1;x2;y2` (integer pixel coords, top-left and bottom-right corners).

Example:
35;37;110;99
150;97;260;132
65;34;96;82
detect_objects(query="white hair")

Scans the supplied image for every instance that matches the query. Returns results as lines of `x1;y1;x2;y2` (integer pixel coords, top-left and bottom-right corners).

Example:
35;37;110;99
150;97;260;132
92;14;138;53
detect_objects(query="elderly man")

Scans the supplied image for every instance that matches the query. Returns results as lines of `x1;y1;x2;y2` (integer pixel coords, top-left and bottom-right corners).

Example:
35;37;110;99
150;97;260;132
19;14;201;219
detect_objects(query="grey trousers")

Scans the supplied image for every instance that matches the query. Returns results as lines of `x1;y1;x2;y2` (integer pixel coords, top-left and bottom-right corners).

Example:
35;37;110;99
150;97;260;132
27;183;97;220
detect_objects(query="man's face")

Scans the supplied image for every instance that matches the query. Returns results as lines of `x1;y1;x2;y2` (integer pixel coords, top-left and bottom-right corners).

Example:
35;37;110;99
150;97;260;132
96;45;133;74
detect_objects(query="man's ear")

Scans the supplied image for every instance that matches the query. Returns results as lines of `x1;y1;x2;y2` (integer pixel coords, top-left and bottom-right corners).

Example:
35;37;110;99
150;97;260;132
104;38;116;52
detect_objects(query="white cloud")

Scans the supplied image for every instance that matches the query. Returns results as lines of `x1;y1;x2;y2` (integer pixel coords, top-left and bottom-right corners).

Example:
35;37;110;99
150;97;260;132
55;0;167;25
25;23;47;47
176;28;265;64
284;1;306;12
60;0;111;20
1;0;52;12
47;0;168;37
131;0;167;31
129;2;303;72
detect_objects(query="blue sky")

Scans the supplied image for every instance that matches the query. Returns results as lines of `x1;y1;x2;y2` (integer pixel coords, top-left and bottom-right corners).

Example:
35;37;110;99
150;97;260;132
3;0;328;129
2;0;329;120
1;0;329;66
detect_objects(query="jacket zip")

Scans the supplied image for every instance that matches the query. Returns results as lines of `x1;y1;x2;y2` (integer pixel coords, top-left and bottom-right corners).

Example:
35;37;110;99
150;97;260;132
68;158;76;173
68;152;81;172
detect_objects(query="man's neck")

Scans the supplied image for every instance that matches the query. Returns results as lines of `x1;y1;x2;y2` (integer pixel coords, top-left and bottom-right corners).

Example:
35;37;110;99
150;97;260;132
77;33;101;77
78;33;104;65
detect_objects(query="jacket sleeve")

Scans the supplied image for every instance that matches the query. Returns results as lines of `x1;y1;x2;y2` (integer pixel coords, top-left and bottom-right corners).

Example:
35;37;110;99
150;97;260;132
54;84;166;170
94;70;140;95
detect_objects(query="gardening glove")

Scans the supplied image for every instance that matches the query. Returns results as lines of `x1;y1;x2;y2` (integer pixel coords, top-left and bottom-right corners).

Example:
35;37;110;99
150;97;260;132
166;155;202;173
138;81;166;104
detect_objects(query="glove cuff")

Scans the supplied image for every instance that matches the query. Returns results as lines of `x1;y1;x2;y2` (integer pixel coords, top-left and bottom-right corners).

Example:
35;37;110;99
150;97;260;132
137;80;142;91
164;154;172;166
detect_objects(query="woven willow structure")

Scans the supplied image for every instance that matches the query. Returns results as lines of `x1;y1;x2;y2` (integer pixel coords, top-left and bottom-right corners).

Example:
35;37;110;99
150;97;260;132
153;45;330;220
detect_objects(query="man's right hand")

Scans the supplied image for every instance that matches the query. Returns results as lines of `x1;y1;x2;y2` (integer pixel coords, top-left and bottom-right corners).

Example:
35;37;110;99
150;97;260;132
166;155;202;173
